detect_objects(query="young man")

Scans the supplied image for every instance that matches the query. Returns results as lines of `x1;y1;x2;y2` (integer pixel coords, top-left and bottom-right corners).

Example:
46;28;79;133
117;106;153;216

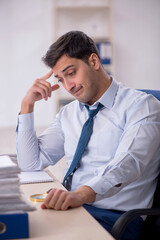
16;31;160;239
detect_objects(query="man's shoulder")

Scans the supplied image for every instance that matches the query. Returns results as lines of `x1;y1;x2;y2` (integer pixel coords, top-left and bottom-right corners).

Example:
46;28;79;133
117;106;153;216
113;83;160;122
117;83;159;105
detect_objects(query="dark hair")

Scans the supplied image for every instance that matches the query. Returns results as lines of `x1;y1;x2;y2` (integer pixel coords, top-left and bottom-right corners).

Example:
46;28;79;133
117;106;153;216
42;31;100;68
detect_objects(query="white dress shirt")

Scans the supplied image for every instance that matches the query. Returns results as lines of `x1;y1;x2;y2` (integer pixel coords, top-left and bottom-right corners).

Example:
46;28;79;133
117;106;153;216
16;79;160;212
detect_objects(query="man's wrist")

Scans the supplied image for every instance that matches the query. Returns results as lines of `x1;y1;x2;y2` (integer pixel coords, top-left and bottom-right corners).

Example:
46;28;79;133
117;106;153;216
20;98;34;114
74;185;96;204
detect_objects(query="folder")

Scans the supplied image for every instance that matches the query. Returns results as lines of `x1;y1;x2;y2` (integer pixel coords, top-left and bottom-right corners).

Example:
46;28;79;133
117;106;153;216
0;213;29;239
96;41;112;65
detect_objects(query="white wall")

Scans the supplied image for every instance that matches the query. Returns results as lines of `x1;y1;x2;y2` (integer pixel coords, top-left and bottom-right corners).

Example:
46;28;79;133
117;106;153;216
113;0;160;89
0;0;56;128
0;0;160;128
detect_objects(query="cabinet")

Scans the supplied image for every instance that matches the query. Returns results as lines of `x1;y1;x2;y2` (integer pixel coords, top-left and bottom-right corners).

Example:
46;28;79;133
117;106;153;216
52;0;114;115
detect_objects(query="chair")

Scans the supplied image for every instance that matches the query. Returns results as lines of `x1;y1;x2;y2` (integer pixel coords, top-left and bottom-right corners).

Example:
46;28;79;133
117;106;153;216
111;89;160;240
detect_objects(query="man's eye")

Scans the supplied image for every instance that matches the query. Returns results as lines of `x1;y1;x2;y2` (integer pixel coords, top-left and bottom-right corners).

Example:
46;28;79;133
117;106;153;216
68;71;75;76
58;79;63;83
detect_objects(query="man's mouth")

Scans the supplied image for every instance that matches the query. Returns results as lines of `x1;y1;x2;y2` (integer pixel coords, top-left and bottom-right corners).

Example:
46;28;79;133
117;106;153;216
71;86;83;96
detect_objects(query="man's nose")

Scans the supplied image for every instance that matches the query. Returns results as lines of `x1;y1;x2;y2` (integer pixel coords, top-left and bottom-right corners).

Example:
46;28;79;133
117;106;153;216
64;79;75;92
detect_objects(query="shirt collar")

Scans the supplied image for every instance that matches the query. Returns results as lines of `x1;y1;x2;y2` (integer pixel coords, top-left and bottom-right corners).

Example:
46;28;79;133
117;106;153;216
99;77;119;109
79;77;119;110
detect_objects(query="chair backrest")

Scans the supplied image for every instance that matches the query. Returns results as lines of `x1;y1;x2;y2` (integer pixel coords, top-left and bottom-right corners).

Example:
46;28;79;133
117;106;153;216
140;173;160;239
139;89;160;239
152;173;160;208
139;89;160;206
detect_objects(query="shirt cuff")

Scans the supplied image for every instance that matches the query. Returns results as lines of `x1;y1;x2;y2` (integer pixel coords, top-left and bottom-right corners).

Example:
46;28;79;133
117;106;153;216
16;112;34;132
84;175;124;201
84;175;112;195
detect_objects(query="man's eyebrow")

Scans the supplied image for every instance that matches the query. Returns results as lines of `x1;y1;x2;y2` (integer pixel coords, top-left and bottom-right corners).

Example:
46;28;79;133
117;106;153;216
54;65;75;78
62;65;74;73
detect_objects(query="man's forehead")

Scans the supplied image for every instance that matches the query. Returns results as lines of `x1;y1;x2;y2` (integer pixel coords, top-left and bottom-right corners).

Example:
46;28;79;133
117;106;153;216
52;56;78;76
54;64;75;78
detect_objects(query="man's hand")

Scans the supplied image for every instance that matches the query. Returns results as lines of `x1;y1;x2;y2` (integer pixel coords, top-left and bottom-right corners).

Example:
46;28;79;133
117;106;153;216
41;186;96;211
20;70;59;114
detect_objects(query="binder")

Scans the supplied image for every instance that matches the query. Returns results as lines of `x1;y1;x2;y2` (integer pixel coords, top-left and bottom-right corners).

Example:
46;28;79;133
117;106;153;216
0;213;29;239
96;41;112;65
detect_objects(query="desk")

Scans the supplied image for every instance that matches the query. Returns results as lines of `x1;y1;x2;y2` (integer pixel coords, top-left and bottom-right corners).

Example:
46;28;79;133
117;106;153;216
19;174;114;240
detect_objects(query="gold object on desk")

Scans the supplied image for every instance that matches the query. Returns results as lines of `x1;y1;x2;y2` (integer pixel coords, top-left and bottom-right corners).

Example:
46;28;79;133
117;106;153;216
30;193;48;202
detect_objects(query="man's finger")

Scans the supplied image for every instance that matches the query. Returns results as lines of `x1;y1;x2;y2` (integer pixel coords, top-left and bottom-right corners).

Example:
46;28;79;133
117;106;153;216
51;84;60;91
40;69;53;81
41;203;47;209
43;189;55;208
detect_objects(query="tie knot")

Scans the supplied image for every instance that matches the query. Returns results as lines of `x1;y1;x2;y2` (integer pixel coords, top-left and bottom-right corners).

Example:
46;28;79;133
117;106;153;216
85;103;103;118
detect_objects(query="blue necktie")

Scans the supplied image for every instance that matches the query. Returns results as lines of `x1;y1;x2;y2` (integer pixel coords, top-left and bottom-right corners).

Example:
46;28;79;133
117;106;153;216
62;103;104;190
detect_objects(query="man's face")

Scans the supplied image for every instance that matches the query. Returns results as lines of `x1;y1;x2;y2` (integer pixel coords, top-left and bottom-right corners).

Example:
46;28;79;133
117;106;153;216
52;54;104;105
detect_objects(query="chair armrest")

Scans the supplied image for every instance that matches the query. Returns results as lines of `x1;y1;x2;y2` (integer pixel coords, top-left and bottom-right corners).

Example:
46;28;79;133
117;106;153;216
111;208;160;240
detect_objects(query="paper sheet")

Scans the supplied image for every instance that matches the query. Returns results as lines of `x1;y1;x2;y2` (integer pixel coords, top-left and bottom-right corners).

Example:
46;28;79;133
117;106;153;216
19;171;54;184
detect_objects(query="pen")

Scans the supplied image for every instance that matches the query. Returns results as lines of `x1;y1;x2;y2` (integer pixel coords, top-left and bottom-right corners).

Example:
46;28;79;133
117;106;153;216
47;188;53;194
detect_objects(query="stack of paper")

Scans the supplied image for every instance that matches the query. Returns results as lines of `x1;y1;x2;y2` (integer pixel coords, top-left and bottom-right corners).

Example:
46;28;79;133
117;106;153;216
0;155;35;214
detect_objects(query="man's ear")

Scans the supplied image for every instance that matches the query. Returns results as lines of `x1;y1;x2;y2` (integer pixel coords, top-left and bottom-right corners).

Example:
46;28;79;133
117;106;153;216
88;53;100;70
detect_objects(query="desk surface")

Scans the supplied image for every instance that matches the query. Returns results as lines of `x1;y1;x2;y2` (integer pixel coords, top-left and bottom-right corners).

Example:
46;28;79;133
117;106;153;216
18;175;114;240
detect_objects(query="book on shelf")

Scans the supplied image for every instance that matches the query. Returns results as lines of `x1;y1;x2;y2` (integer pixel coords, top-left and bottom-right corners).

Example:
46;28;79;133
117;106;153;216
96;41;112;65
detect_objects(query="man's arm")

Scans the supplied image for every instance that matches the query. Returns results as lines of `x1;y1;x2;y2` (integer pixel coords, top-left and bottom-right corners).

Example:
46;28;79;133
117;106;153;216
16;70;61;171
84;95;160;200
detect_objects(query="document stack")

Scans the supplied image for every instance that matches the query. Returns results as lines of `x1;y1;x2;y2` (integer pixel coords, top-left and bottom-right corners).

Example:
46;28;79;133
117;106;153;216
0;155;35;239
